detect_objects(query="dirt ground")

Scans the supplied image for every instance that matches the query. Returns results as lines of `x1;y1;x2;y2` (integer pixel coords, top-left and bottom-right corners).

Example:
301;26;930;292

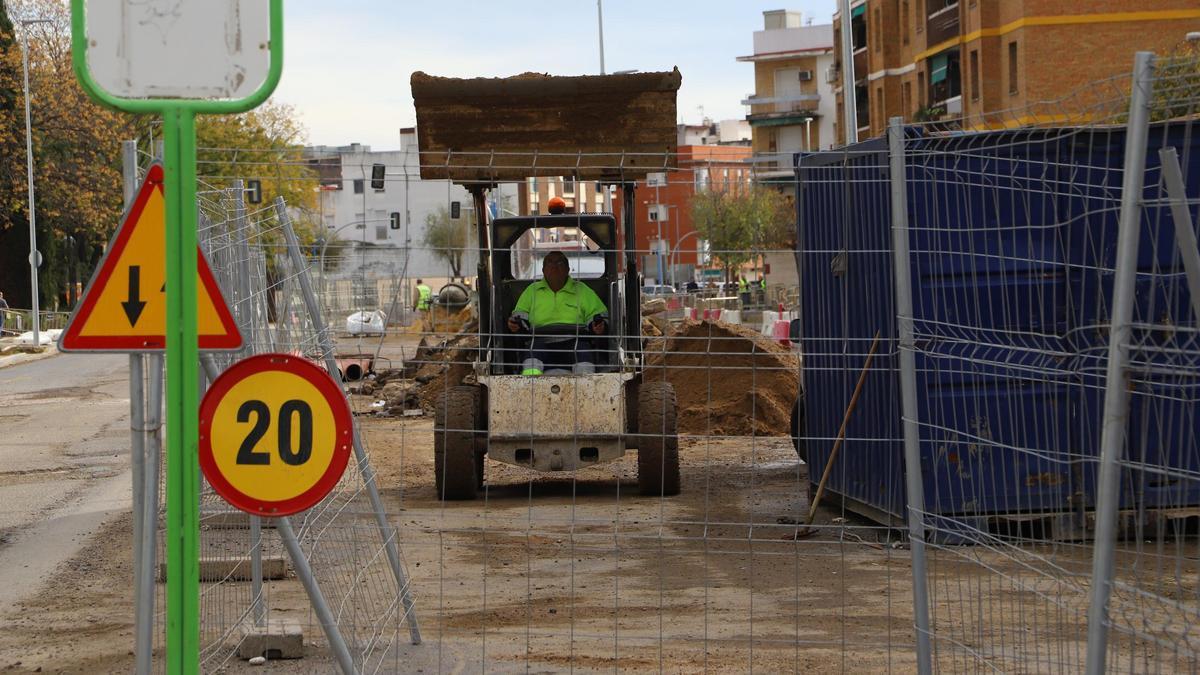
3;330;1171;673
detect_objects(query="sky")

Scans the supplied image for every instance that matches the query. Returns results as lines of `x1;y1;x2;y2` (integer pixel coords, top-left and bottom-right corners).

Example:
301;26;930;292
274;0;839;151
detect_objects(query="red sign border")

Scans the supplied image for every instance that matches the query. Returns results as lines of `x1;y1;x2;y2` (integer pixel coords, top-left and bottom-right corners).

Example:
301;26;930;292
58;163;243;352
199;353;353;517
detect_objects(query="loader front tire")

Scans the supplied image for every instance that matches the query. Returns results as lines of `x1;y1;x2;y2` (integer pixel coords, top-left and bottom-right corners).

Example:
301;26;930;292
636;381;680;496
434;386;480;500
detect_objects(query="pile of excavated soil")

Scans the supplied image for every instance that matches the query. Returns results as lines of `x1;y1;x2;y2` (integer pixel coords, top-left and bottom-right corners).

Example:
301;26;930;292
399;320;480;412
644;320;799;437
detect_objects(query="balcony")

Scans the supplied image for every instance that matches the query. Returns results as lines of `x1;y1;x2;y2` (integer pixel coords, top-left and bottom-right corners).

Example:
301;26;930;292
743;93;821;128
926;3;961;46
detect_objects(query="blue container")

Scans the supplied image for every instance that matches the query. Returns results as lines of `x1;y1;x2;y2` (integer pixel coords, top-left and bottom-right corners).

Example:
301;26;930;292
795;122;1200;532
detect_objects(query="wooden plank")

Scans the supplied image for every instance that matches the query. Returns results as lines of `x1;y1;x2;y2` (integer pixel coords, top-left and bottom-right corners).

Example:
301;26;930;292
411;69;681;183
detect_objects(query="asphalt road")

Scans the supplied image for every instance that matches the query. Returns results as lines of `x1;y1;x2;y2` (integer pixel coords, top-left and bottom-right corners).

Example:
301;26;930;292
0;352;133;615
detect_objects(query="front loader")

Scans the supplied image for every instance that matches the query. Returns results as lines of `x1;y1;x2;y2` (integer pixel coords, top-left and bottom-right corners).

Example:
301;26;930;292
410;69;683;499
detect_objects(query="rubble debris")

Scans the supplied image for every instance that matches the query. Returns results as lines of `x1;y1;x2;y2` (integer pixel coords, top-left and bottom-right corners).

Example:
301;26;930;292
641;298;667;316
644;320;799;437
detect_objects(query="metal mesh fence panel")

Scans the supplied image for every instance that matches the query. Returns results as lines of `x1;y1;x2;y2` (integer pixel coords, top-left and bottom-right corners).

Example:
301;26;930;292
128;46;1200;671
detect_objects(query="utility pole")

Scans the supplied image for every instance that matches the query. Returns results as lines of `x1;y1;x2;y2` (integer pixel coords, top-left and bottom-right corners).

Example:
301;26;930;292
20;18;51;346
597;0;606;75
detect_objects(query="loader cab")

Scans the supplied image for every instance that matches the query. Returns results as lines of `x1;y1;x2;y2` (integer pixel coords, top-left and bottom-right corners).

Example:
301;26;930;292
486;213;629;375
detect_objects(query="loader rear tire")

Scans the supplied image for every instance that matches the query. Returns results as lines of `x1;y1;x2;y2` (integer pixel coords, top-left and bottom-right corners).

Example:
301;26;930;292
434;386;480;500
637;381;680;496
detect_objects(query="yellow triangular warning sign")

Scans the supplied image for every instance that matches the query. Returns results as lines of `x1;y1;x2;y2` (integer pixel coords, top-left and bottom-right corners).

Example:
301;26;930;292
60;164;243;352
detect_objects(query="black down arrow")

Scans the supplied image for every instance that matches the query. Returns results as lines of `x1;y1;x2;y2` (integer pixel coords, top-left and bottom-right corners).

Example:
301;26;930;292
122;265;147;326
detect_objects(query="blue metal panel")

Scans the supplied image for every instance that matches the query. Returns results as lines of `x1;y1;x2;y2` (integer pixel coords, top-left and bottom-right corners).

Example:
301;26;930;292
794;121;1200;533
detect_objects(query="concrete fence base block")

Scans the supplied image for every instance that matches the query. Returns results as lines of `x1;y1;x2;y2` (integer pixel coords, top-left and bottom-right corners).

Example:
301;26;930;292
238;618;305;660
159;556;289;582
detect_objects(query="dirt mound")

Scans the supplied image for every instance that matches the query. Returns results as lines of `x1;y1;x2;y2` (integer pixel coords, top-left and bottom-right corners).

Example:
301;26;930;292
399;320;480;412
644;320;799;437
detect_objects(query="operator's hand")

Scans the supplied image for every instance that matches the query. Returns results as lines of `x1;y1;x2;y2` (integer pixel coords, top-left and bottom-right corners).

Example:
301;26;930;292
506;317;520;332
590;318;606;335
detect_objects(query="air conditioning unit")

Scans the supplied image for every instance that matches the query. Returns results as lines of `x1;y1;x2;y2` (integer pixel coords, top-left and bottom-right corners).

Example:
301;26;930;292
798;70;813;82
826;66;839;83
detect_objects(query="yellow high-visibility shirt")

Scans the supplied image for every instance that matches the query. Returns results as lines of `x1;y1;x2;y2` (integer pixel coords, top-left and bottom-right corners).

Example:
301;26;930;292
512;277;607;328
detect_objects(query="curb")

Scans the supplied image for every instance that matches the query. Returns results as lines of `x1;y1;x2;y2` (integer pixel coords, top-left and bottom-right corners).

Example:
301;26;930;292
0;343;60;370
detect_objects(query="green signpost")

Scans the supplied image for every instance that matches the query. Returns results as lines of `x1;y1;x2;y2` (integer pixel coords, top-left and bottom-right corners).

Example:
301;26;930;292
69;3;284;672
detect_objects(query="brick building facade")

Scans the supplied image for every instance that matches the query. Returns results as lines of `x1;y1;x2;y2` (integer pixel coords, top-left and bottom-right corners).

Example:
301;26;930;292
613;145;753;284
832;2;1200;143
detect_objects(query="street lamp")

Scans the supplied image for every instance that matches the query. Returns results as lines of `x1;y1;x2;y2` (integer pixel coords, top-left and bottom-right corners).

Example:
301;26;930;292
597;0;606;75
20;17;51;347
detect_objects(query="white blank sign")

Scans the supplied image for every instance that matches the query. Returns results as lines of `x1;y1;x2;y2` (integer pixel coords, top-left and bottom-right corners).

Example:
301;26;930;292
85;0;271;100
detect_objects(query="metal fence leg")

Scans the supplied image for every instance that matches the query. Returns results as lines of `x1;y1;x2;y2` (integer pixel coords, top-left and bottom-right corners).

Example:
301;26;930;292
1085;51;1156;675
274;198;422;646
887;117;933;674
277;516;357;675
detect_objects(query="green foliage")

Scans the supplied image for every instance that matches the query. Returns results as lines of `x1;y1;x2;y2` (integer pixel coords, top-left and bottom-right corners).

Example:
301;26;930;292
689;187;793;283
1150;43;1200;122
422;205;472;279
0;0;318;310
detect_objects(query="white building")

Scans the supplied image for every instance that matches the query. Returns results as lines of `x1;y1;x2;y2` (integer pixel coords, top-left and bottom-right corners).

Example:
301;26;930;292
738;10;838;168
676;119;752;147
306;129;514;281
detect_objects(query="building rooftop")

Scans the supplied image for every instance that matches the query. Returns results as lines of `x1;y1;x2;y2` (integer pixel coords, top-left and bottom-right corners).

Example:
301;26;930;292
738;23;834;62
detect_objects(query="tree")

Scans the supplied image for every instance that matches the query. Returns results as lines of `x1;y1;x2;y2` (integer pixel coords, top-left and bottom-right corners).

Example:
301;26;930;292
0;0;321;312
690;187;793;283
422;205;471;279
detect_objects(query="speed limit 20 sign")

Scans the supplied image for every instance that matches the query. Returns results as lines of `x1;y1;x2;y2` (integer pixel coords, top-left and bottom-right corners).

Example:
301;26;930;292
200;354;353;516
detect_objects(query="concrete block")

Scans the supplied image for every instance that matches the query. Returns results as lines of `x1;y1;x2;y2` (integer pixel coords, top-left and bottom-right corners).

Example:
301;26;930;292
237;618;305;660
159;556;288;582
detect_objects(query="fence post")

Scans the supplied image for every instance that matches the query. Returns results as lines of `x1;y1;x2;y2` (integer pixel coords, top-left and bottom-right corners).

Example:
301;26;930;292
275;198;422;645
120;139;158;675
887;117;933;674
1085;51;1156;675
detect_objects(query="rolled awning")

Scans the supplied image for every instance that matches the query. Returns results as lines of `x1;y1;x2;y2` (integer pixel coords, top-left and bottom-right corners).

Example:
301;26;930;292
851;3;866;18
930;52;949;84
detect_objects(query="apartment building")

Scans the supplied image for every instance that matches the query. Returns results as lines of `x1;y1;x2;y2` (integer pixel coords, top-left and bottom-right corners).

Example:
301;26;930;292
832;1;1200;143
737;10;838;170
516;176;608;217
613;145;753;285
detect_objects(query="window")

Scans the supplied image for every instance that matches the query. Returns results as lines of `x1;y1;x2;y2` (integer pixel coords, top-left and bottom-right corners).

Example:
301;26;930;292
918;72;926;107
375;224;388;240
851;7;867;51
352;179;364;194
561;176;576;196
873;8;882;52
1008;41;1019;94
916;0;924;30
902;1;910;45
970;49;980;101
855;84;870;129
903;81;912;115
876;86;884;129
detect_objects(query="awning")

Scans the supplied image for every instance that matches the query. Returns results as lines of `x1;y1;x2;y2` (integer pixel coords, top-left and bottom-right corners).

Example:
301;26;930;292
748;114;815;128
851;3;866;18
930;53;949;84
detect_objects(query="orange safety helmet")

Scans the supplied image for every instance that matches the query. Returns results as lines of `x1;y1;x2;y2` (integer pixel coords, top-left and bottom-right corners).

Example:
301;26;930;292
547;196;567;215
